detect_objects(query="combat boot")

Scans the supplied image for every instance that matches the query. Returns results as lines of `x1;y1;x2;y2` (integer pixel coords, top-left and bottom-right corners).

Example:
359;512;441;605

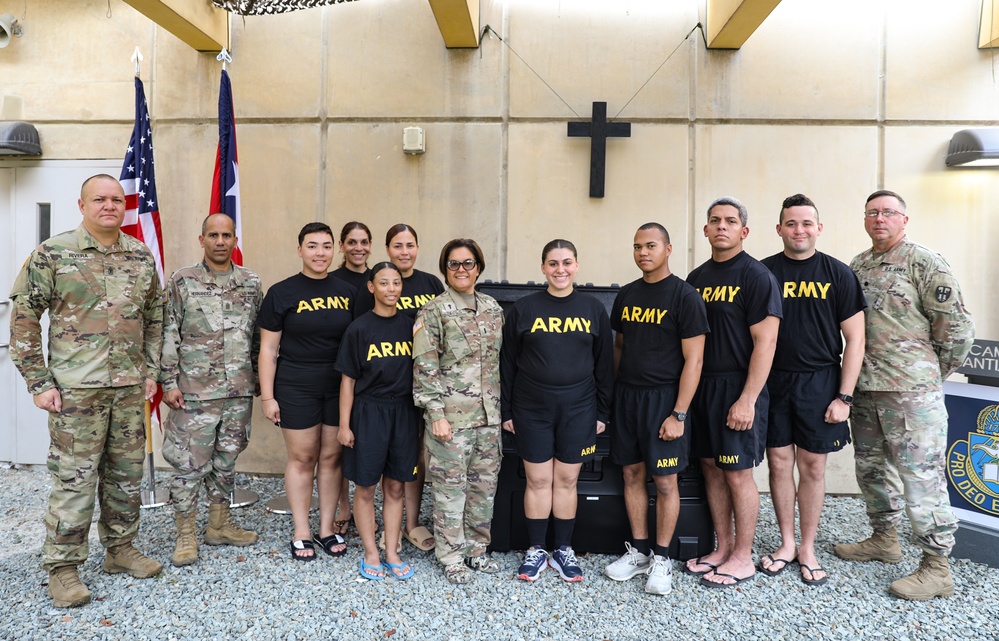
833;527;903;563
889;553;955;601
103;542;163;578
48;566;91;608
172;511;199;567
205;503;258;547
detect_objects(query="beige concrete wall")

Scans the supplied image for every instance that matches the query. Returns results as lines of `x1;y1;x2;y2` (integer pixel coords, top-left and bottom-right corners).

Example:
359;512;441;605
3;0;997;491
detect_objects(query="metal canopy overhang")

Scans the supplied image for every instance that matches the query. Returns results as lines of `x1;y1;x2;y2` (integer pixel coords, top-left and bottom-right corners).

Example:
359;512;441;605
0;121;41;156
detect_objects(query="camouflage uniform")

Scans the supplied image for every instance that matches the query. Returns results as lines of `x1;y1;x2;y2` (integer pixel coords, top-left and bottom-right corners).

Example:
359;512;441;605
413;288;504;566
850;236;974;556
160;261;263;513
9;224;163;571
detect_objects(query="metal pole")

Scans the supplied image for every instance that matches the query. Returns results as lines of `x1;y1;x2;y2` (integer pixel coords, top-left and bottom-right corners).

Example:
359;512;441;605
140;400;168;508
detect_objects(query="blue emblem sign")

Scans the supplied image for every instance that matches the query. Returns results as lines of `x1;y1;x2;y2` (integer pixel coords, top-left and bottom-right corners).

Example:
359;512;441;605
947;403;999;516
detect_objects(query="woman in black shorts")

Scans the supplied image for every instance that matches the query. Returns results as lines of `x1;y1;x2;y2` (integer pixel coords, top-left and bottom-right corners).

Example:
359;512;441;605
258;222;356;561
337;262;420;580
500;239;614;583
355;224;444;552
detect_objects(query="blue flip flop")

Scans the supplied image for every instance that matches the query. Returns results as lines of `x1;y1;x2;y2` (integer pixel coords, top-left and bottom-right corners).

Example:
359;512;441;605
383;560;414;580
359;559;384;581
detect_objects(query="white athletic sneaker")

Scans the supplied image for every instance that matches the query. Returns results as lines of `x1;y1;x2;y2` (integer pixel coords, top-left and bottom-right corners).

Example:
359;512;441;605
603;542;652;581
644;554;673;595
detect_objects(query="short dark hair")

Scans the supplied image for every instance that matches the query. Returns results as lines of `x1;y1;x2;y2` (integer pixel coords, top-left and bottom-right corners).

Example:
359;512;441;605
80;173;120;198
779;194;819;223
866;190;906;211
385;223;418;246
637;222;670;244
202;213;234;236
707;196;748;227
541;239;577;263
438;238;485;279
369;261;402;282
298;222;334;246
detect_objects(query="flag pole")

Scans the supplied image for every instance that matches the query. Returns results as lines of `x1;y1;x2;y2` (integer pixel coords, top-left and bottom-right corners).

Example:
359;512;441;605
140;400;169;508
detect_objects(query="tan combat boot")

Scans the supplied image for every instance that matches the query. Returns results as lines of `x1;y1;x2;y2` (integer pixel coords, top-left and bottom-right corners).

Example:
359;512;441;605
103;542;163;578
48;566;91;608
833;527;903;563
172;511;199;567
889;553;955;600
205;503;258;547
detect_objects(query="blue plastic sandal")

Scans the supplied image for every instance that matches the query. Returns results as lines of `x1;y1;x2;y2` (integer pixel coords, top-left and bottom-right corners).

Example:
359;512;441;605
383;560;414;580
359;558;384;581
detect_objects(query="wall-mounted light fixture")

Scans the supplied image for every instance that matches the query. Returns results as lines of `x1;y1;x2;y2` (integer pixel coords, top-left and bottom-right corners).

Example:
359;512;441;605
403;126;425;155
0;121;41;156
946;129;999;167
0;13;23;49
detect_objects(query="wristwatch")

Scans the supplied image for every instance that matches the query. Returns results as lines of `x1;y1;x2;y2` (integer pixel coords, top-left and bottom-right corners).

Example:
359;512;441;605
836;393;854;406
671;410;687;422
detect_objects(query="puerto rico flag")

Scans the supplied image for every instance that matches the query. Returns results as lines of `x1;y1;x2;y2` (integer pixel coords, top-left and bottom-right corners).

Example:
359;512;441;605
210;69;243;265
120;76;165;286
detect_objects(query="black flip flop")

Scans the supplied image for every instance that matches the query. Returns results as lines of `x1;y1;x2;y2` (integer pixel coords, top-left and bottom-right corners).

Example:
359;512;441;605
290;539;316;562
799;563;829;586
700;570;755;589
315;533;347;558
683;556;718;576
758;554;796;577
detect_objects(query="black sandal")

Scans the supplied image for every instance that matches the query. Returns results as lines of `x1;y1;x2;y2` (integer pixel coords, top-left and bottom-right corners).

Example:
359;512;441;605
314;533;347;557
290;539;316;562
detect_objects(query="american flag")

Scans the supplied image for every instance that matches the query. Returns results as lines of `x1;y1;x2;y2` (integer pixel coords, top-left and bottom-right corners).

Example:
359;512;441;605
120;75;165;424
210;69;243;265
120;76;165;286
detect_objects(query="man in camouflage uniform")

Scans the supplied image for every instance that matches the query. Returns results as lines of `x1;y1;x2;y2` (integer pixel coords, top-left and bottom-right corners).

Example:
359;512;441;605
160;213;263;566
835;190;975;600
9;174;164;608
412;238;504;584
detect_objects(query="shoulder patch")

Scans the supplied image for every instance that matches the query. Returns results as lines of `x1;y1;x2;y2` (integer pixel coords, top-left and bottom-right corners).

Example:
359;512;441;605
413;319;423;335
935;286;952;303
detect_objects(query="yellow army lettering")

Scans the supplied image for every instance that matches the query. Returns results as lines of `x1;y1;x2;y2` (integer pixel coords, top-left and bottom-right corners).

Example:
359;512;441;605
717;454;739;465
530;317;593;333
366;341;414;361
580;444;596;456
697;286;741;303
296;296;351;313
781;281;831;299
620;306;668;324
656;457;679;468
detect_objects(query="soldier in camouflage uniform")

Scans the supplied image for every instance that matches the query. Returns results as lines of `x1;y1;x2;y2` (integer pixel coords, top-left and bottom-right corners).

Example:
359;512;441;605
834;190;975;601
160;213;263;566
9;174;164;608
413;239;504;584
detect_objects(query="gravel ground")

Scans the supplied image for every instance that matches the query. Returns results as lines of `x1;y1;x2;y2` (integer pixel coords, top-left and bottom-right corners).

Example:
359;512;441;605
1;465;998;641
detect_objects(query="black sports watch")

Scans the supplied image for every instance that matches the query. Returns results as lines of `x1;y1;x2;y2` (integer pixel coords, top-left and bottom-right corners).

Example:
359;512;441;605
836;393;854;406
671;410;687;422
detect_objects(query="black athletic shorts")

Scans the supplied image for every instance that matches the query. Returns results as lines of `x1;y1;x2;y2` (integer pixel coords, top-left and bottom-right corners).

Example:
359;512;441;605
274;361;340;429
511;376;597;465
690;373;767;470
343;395;419;487
766;367;850;454
611;384;689;475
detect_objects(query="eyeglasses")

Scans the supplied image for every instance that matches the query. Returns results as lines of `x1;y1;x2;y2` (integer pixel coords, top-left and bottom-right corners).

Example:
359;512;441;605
864;209;903;218
446;259;477;272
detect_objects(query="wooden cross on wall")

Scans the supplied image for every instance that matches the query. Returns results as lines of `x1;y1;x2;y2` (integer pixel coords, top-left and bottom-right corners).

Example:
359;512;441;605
567;101;631;198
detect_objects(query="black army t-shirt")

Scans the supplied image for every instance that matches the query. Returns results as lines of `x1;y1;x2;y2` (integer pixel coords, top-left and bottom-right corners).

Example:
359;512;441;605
611;274;710;387
331;265;369;294
335;311;414;399
352;268;444;320
257;273;355;364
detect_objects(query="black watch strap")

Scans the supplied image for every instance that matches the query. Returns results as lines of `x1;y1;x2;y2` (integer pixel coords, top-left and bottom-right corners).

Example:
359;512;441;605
836;393;854;406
